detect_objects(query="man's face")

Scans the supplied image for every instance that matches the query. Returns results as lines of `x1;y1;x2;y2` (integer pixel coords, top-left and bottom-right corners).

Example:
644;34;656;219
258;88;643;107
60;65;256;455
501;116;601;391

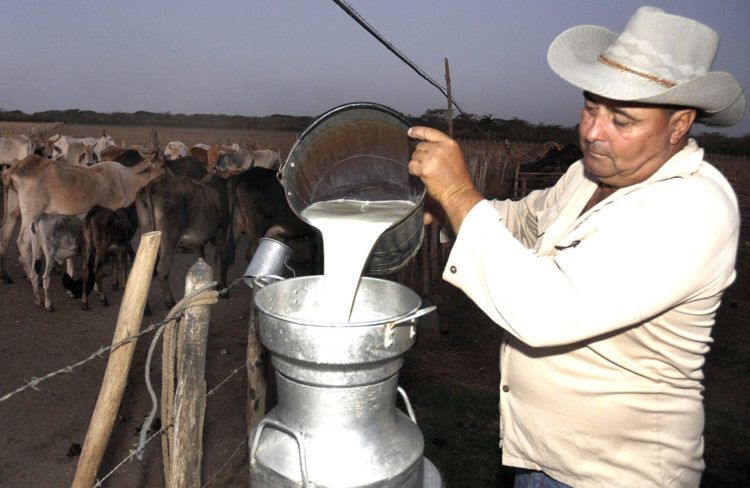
578;92;681;188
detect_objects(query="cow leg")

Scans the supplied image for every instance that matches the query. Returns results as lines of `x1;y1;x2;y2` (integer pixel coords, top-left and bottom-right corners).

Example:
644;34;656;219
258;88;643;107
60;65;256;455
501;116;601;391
0;191;20;284
17;223;34;284
94;251;109;307
214;233;230;298
81;251;92;311
115;250;128;292
27;227;45;307
156;239;177;309
42;258;56;312
64;257;77;298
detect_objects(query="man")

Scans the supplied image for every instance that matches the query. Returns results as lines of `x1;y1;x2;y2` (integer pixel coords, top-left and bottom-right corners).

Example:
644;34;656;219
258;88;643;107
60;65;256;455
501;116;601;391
408;6;744;487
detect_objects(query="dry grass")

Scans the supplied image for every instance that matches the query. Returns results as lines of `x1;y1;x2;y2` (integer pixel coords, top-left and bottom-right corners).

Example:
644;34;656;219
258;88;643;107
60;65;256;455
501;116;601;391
0;122;301;160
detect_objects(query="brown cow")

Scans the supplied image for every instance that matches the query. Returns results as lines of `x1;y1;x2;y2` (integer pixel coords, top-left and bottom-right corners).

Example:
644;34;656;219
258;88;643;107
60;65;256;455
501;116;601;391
231;167;316;263
136;172;234;308
4;155;164;286
79;205;139;311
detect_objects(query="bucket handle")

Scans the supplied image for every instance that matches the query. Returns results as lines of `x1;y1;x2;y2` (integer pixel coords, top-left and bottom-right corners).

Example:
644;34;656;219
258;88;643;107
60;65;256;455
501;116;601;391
249;418;313;488
397;386;418;424
383;305;437;347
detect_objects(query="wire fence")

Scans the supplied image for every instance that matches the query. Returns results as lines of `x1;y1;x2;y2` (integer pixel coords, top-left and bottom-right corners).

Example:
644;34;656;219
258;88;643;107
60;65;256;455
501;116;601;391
0;274;247;487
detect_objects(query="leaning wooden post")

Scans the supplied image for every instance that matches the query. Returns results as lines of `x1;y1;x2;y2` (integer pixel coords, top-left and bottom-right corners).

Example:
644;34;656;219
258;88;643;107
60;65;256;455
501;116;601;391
445;57;453;138
170;258;213;488
72;231;161;488
246;281;267;439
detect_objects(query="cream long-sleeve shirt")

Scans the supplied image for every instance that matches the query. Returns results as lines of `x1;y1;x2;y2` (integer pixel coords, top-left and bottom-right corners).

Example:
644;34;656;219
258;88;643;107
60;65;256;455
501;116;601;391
444;140;739;487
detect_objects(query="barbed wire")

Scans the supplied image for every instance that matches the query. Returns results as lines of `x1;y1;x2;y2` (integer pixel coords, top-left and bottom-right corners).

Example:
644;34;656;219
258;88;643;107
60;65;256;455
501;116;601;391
93;421;173;487
0;276;244;404
0;318;169;404
207;365;244;398
94;361;245;486
201;437;247;487
3;274;248;485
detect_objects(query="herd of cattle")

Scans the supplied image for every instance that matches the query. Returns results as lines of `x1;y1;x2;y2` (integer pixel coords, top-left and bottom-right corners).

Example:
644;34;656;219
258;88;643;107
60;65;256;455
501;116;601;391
0;132;315;313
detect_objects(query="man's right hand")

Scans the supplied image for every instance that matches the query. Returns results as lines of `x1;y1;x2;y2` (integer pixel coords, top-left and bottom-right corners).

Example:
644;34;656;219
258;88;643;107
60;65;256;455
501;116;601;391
408;126;483;232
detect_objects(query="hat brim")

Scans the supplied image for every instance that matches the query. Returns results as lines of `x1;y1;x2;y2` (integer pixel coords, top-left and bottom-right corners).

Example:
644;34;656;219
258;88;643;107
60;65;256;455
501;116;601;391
547;25;745;126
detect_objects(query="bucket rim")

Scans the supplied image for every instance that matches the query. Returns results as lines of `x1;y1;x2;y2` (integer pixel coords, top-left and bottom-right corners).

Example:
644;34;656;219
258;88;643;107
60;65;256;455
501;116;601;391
254;275;422;327
280;101;425;226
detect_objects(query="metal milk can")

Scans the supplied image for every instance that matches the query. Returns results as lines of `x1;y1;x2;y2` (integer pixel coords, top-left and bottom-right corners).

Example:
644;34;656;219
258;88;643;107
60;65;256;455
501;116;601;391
248;276;439;488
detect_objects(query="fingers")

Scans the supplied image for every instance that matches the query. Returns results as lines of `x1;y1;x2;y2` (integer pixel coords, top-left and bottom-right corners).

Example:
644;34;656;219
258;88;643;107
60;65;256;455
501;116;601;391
408;126;450;143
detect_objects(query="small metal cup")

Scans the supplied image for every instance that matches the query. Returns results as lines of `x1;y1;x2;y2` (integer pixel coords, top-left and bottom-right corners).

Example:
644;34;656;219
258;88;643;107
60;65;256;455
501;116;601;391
243;238;293;287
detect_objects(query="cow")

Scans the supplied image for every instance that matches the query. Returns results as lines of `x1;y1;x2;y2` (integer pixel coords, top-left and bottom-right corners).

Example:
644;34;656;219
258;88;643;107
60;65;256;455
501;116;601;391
79;204;139;311
189;143;219;171
164;141;188;161
57;141;98;167
0;136;35;283
165;156;207;180
136;172;234;308
230;167;317;267
45;133;113;161
0;135;34;166
29;214;84;311
100;146;147;167
215;148;280;174
4;155;164;286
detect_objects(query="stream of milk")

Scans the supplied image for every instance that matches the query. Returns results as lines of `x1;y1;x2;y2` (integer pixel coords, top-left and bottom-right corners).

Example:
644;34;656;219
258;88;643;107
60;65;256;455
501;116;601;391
301;199;415;323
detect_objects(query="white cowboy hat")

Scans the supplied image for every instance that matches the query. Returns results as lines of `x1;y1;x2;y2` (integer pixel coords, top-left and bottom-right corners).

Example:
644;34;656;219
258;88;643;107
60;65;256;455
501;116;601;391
547;6;745;126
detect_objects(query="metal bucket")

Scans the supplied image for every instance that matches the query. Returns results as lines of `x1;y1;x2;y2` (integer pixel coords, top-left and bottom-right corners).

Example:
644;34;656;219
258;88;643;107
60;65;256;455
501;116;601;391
280;102;425;275
242;237;293;286
250;276;431;487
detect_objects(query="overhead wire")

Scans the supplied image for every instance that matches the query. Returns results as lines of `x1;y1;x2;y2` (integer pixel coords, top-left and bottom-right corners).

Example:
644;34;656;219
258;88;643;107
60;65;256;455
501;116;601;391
331;0;465;115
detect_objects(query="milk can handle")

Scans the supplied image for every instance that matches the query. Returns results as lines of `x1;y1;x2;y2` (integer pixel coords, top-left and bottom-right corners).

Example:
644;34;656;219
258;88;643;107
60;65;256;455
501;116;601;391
389;306;437;327
383;305;437;347
397;386;418;424
249;418;313;487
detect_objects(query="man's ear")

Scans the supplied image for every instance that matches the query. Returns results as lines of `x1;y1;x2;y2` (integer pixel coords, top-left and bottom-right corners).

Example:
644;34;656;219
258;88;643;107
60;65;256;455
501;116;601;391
669;109;697;145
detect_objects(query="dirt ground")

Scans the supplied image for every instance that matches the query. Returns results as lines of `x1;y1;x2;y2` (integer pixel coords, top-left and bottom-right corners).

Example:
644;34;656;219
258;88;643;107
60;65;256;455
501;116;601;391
0;126;748;487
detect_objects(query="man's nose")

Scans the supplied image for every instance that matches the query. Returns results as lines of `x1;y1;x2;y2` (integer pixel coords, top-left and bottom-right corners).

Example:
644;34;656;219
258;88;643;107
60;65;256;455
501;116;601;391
583;114;605;142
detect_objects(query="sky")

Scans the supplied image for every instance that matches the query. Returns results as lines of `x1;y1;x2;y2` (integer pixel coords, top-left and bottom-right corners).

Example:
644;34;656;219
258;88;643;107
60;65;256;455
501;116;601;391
2;0;749;137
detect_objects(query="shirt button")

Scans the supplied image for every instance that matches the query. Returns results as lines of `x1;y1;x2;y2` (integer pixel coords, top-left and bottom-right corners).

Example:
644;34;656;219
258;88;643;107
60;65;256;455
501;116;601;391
449;265;457;274
502;385;509;393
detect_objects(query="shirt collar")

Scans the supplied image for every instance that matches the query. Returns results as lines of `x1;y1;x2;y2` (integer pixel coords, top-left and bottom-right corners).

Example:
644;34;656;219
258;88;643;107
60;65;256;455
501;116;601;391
643;138;703;184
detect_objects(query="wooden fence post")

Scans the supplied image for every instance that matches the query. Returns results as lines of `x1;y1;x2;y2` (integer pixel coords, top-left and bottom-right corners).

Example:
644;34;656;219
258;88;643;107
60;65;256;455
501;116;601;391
72;231;161;488
170;258;213;488
246;281;267;440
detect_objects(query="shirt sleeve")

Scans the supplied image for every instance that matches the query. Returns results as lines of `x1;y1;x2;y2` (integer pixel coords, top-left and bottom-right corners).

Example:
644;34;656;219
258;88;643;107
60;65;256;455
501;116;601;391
443;177;738;347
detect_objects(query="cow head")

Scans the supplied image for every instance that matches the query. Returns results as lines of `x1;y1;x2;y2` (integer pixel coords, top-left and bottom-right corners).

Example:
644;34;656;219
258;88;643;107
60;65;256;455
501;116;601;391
79;145;99;166
45;134;62;159
94;132;116;156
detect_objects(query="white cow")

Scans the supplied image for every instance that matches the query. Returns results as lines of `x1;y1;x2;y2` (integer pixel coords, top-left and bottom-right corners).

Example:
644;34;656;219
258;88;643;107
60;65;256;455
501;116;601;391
0;135;34;166
0;136;35;283
163;141;188;161
46;132;115;161
214;147;280;174
58;141;98;166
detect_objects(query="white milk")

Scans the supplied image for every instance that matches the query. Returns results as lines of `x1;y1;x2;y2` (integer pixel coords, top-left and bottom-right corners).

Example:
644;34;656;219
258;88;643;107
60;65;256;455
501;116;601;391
301;199;415;323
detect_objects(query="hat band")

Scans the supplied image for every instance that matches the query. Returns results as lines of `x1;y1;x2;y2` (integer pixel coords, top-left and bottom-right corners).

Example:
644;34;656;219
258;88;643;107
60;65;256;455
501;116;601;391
597;54;676;89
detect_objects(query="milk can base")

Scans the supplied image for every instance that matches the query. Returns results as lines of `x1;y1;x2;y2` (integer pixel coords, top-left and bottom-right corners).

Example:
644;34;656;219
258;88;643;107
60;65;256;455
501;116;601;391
423;458;444;488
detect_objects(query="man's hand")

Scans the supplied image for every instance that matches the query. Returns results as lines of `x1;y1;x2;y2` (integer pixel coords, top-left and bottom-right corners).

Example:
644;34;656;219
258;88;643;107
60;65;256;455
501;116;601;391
408;126;483;232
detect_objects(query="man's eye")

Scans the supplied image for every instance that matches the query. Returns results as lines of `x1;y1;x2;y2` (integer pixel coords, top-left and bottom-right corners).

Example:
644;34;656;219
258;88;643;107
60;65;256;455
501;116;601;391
613;118;629;127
